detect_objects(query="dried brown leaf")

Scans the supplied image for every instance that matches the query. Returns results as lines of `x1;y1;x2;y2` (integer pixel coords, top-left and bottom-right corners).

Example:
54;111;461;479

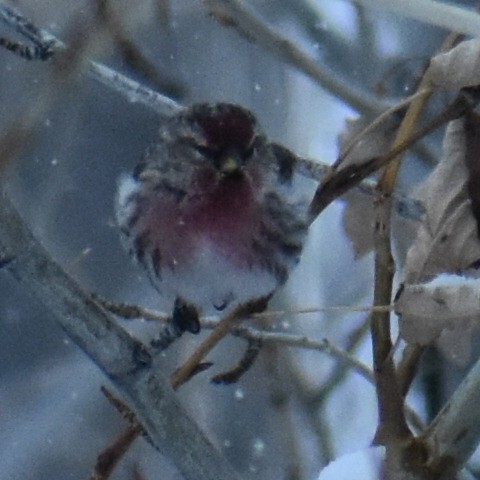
342;187;418;261
338;114;399;257
342;192;374;259
397;278;480;365
430;39;480;89
403;119;480;284
399;119;480;363
339;112;422;259
337;114;400;169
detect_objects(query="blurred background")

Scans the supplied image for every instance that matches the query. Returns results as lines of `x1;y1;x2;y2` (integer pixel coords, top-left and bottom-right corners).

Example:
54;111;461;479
0;1;478;479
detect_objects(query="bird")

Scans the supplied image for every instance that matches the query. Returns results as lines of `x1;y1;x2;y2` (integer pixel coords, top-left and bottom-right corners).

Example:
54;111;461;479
116;102;311;337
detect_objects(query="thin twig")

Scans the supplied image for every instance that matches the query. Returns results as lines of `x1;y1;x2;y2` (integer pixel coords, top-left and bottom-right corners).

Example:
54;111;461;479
98;298;380;373
255;303;394;319
0;11;105;173
312;318;371;403
89;387;149;480
94;295;170;321
353;0;480;38
96;299;383;388
368;29;462;474
205;0;387;116
307;86;480;221
97;295;394;323
90;425;142;480
368;31;442;452
294;155;426;221
309;31;462;224
0;3;182;116
96;296;395;366
170;299;268;389
245;332;373;381
93;0;185;99
371;124;429;439
334;89;429;168
255;327;425;433
210;337;262;384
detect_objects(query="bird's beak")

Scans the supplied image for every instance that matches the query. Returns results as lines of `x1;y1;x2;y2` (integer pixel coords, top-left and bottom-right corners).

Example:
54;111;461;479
217;148;243;175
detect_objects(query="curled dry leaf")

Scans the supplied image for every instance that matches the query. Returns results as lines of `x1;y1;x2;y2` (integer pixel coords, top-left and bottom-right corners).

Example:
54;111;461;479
398;119;480;364
430;39;480;89
402;119;480;284
339;114;418;259
342;188;419;260
337;114;400;169
342;191;374;259
397;277;480;365
339;114;399;257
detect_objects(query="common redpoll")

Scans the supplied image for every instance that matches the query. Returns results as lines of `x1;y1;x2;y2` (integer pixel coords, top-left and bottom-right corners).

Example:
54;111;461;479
116;103;310;334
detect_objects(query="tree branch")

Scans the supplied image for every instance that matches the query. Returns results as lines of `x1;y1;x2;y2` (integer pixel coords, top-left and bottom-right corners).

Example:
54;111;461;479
353;0;480;38
0;2;182;116
0;190;244;480
205;0;387;116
